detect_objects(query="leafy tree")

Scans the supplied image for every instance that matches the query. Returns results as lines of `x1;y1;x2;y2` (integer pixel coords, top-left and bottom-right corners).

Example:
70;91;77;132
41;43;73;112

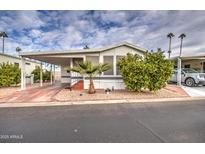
117;52;174;92
32;66;41;82
43;70;51;82
69;61;110;94
31;66;52;82
0;63;20;87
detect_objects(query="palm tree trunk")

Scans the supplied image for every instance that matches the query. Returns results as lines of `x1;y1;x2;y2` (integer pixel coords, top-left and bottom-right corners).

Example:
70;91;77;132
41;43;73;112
88;76;96;94
168;38;171;58
2;37;4;54
179;38;183;57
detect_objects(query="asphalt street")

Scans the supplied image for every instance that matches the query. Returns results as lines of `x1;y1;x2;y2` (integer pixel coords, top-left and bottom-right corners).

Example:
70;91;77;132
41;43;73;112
0;100;205;143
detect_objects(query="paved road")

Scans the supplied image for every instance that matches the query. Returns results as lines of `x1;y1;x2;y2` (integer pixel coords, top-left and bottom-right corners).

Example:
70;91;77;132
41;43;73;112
0;100;205;143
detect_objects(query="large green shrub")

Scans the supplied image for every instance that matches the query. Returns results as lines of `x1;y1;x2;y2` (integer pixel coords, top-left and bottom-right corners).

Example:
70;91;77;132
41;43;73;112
117;52;173;92
31;66;52;82
43;70;52;82
32;66;41;82
0;63;21;87
117;53;148;92
145;52;174;91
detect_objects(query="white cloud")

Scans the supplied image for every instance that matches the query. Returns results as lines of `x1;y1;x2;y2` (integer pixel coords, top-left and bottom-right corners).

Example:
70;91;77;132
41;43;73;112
0;10;205;58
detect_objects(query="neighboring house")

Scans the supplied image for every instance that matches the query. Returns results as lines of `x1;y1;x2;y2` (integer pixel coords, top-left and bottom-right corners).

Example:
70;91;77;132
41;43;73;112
172;56;205;73
0;52;41;84
20;42;147;90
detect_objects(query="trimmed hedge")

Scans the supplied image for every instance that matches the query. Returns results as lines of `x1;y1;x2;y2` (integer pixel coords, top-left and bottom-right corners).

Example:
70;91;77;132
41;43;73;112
0;63;21;87
117;52;174;92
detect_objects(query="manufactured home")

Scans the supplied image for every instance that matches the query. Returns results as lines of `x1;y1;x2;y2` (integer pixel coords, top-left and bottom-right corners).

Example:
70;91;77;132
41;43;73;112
0;52;41;84
20;42;147;90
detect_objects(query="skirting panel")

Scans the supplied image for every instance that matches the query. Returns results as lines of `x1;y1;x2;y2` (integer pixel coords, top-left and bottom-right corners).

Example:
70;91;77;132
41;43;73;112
84;79;125;90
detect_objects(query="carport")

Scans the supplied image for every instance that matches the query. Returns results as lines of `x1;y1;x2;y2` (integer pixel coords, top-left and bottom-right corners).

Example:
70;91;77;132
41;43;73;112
171;55;205;86
20;51;86;90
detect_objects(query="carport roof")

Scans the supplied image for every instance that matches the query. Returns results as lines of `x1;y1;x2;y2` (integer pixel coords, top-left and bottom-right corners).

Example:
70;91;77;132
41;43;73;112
171;55;205;60
20;42;147;57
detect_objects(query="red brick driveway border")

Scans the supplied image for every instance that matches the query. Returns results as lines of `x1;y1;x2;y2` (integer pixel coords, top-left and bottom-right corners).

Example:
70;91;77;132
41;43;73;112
164;84;189;96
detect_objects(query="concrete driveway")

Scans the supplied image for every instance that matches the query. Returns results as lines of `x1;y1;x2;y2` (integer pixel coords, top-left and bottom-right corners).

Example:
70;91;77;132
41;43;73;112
182;85;205;97
0;100;205;143
0;84;63;103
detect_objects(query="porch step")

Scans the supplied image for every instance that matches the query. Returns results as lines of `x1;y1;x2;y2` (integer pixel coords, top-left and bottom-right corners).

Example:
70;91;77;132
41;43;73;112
71;80;84;90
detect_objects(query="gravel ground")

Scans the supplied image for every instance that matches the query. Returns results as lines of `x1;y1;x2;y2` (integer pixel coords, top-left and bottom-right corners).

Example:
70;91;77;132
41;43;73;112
54;88;186;102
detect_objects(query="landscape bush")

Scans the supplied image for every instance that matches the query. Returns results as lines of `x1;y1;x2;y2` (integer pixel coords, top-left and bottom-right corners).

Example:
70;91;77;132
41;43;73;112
117;53;149;92
0;62;21;87
117;51;174;92
31;66;52;82
145;52;174;91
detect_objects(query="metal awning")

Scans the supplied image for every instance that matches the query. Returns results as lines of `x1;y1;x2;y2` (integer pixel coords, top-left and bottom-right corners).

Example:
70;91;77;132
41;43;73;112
171;55;205;61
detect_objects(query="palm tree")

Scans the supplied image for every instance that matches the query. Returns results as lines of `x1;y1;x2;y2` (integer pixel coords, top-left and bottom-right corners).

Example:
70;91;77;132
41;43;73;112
0;32;8;54
69;61;110;94
83;45;90;49
178;33;186;57
16;47;22;56
167;32;175;59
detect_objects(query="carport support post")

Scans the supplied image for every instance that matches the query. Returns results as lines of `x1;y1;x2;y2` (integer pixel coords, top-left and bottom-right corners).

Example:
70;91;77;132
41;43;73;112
177;57;182;86
53;65;55;83
40;62;43;87
50;64;53;85
21;56;26;90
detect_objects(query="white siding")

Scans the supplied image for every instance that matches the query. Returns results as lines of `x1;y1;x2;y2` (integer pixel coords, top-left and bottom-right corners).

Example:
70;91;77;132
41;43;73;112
0;54;40;76
84;79;125;90
83;45;145;89
61;66;71;84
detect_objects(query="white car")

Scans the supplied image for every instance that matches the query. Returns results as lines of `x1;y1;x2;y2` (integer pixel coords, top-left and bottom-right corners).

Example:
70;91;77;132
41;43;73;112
170;68;205;87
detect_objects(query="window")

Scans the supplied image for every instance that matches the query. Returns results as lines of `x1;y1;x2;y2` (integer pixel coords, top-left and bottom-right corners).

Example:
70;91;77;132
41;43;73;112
116;56;124;75
14;62;19;67
86;56;99;66
184;64;190;68
73;58;83;67
103;56;113;75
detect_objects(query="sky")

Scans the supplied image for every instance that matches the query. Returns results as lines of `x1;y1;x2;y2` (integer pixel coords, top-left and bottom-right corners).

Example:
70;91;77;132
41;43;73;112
0;10;205;57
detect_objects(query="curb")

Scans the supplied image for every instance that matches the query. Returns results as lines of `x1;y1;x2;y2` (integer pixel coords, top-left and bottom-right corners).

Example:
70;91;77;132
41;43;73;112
0;96;205;108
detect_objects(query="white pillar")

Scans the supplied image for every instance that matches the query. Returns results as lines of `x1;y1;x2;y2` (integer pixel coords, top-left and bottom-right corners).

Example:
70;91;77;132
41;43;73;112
113;55;117;76
31;74;34;85
177;57;182;86
50;64;53;85
70;58;73;75
53;65;55;83
40;62;43;87
99;53;103;89
21;57;25;90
